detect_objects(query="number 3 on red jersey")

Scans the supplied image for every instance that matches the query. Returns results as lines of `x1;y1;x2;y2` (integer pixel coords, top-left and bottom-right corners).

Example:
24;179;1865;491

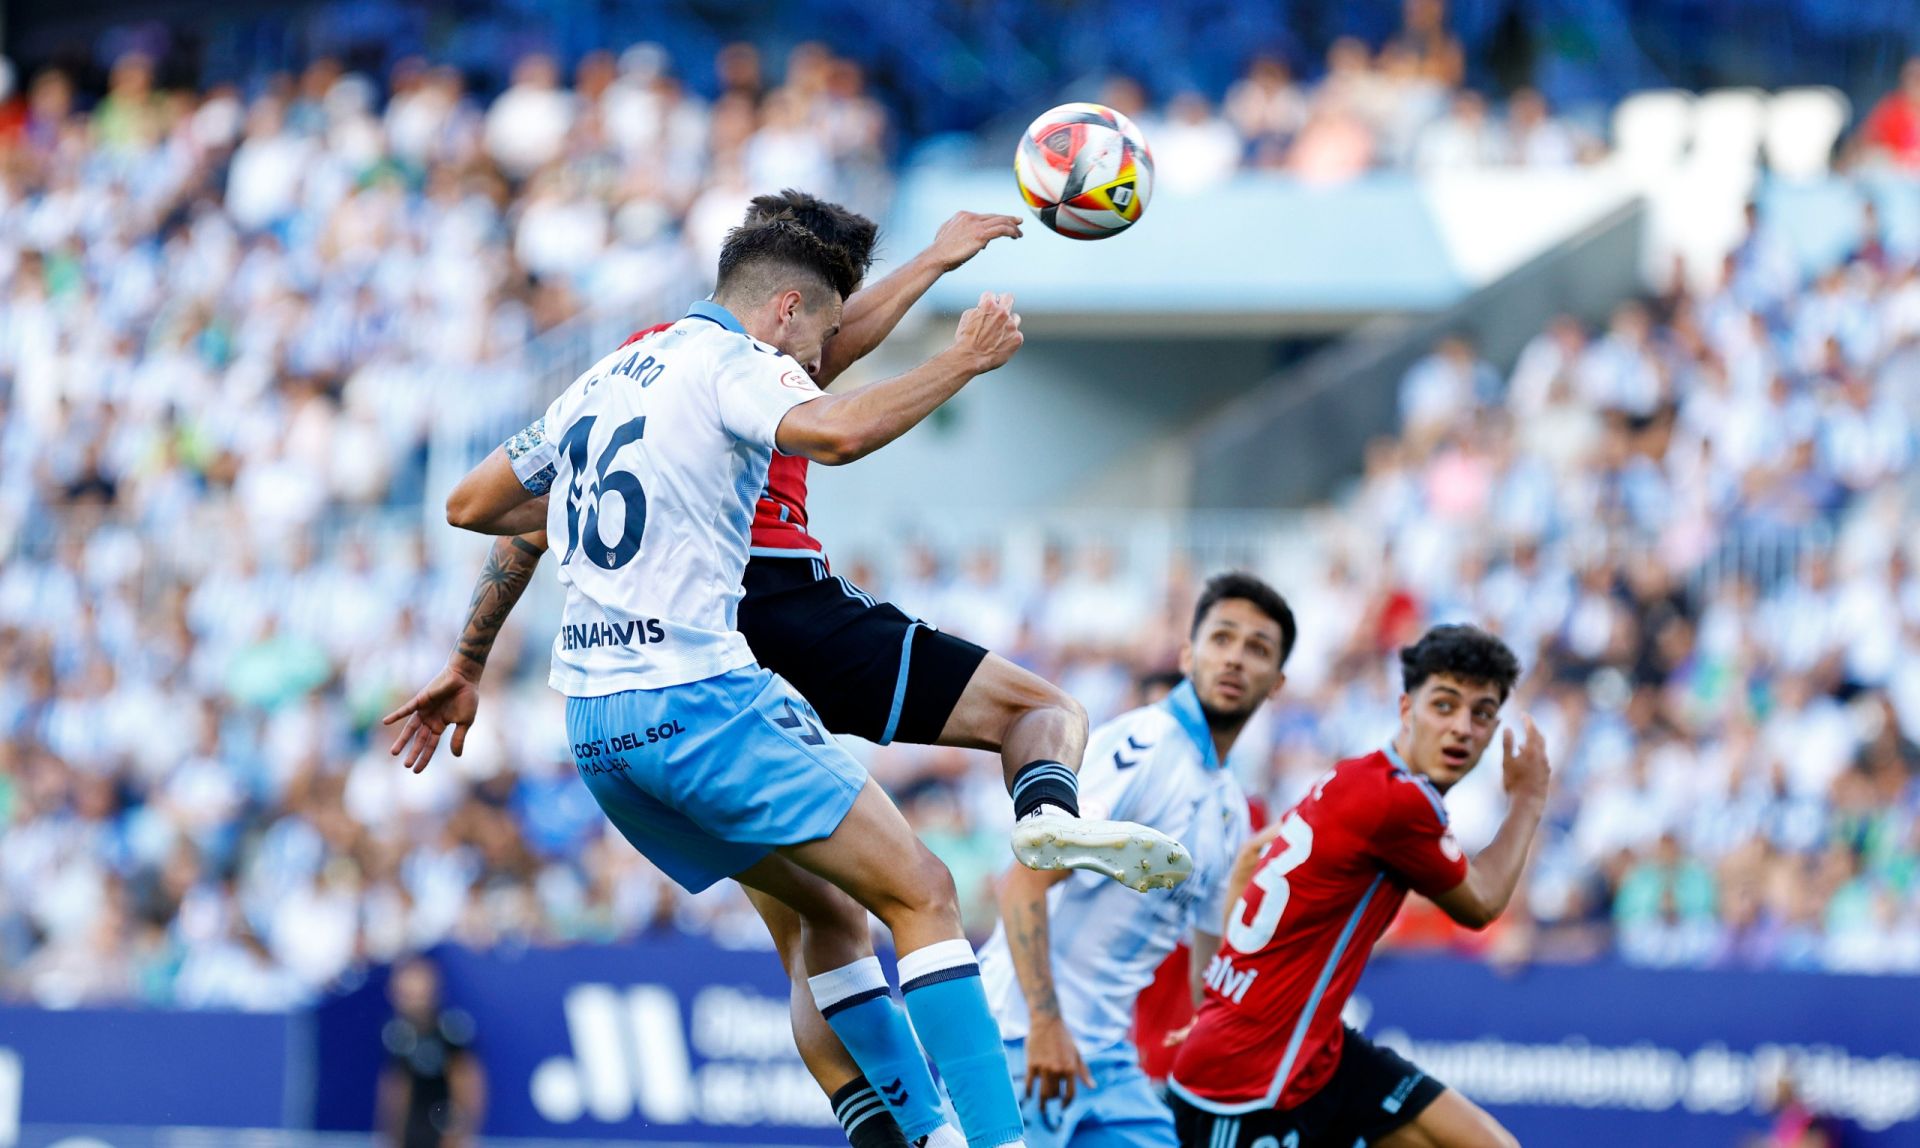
1226;813;1313;952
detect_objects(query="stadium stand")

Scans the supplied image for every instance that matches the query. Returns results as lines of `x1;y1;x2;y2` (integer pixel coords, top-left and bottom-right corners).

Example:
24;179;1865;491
2;22;1919;1018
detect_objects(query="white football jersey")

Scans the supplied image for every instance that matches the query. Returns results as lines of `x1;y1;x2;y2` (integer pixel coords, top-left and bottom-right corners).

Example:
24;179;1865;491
505;302;823;695
979;682;1252;1055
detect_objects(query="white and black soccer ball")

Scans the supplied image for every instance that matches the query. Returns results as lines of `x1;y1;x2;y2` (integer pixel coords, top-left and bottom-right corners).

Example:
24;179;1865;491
1013;102;1155;239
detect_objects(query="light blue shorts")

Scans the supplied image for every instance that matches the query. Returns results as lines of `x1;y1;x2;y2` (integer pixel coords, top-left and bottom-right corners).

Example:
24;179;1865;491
1006;1041;1177;1148
565;666;869;892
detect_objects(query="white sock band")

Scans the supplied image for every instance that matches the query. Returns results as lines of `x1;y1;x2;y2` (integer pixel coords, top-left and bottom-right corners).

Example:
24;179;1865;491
897;938;979;991
809;956;890;1017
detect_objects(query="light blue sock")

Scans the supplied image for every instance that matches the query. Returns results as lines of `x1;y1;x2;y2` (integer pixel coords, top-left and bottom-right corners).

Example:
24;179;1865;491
810;957;949;1141
898;939;1024;1148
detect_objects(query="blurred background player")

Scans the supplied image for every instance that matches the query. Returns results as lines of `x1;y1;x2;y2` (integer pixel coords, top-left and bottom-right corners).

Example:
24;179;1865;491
979;572;1296;1148
1168;625;1547;1148
377;957;485;1148
387;195;1191;1145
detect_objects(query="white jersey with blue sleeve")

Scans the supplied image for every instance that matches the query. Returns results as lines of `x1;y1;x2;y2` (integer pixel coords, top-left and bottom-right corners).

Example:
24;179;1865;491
503;301;824;696
979;682;1252;1055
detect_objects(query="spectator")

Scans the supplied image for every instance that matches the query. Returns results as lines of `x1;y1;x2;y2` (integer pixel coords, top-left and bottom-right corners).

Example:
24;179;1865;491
1288;103;1376;184
1852;57;1920;171
1388;0;1466;89
1399;335;1500;447
1415;89;1503;171
1224;56;1308;162
1149;92;1242;193
483;53;575;179
1505;87;1580;167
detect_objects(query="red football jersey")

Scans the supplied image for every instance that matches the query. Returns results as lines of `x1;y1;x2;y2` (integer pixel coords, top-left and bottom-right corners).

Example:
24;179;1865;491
1132;797;1269;1083
1168;748;1468;1113
621;324;824;558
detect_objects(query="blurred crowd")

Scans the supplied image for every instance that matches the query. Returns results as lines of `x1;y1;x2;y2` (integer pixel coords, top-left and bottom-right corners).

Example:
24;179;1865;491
1370;202;1920;974
0;37;892;557
1;36;1918;1011
0;38;899;1008
1101;0;1601;192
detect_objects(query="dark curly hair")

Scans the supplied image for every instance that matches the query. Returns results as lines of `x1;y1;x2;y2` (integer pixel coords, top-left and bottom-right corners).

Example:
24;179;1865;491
715;216;862;307
1399;624;1521;701
1191;571;1298;667
743;190;879;286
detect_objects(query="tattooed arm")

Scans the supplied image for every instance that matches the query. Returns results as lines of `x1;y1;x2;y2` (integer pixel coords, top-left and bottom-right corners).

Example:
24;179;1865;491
995;863;1092;1105
451;531;547;673
382;530;549;772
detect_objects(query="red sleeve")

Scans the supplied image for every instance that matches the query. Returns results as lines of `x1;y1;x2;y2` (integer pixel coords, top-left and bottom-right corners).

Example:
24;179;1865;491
1370;777;1469;899
620;322;673;348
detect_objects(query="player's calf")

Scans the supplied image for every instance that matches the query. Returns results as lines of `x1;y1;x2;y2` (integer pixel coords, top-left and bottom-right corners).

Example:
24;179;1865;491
739;857;954;1145
782;782;1027;1148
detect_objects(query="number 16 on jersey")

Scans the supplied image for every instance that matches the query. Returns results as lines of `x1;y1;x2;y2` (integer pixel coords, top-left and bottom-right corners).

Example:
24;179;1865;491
560;415;649;570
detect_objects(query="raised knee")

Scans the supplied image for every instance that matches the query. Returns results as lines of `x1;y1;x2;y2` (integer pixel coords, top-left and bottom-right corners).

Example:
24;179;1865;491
895;846;961;922
1011;672;1086;732
1055;687;1089;738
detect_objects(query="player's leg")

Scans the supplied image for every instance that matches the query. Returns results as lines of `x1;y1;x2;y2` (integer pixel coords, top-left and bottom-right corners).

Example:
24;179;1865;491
742;564;1188;892
750;889;860;1092
628;667;1015;1148
741;557;1084;810
747;887;917;1148
928;648;1191;892
733;855;955;1147
1319;1029;1510;1148
1370;1091;1518;1148
780;778;1026;1148
931;651;1086;771
564;679;945;1146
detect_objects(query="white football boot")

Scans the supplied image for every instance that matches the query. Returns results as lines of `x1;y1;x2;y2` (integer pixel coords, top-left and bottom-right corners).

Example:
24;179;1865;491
1010;805;1194;892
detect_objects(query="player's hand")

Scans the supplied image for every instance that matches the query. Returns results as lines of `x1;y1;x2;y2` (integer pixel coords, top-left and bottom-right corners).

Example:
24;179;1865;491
1162;1021;1195;1048
953;292;1024;373
927;211;1023;271
1500;715;1550;804
1024;1013;1095;1108
381;663;483;773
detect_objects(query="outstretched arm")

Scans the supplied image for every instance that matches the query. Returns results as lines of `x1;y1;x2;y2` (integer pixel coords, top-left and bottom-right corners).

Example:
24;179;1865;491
816;212;1023;386
382;531;549;771
776;292;1023;465
1431;717;1550;929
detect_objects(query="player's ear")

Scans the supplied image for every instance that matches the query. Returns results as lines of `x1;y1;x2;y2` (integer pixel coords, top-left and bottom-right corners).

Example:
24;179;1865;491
1398;692;1413;725
1266;672;1286;700
1177;641;1193;677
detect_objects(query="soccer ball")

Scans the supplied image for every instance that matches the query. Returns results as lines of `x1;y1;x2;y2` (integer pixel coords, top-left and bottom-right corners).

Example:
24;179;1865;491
1013;102;1154;239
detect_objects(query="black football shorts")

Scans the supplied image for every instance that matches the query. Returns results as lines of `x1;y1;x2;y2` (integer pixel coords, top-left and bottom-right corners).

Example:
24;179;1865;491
1170;1028;1446;1148
738;556;989;746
